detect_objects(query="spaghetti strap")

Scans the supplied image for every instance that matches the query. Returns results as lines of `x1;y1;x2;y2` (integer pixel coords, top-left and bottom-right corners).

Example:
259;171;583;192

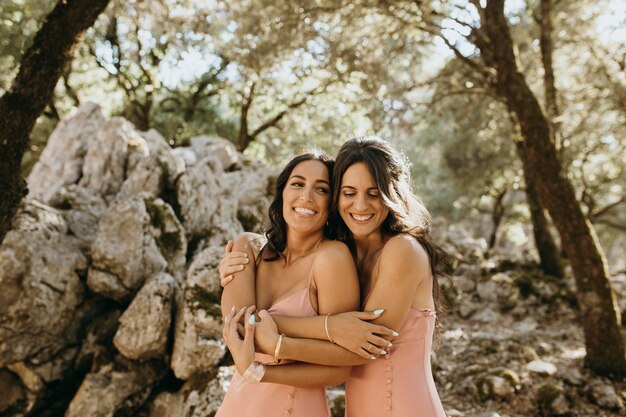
305;238;324;289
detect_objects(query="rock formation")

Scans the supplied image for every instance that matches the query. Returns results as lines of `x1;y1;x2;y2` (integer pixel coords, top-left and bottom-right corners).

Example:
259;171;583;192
0;103;275;416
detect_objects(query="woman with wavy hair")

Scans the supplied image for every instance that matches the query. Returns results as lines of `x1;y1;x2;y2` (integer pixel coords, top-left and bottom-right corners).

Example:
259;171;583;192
217;150;393;417
221;137;446;417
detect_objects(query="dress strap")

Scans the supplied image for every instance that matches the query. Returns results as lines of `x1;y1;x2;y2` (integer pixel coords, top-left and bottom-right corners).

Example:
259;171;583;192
306;238;325;289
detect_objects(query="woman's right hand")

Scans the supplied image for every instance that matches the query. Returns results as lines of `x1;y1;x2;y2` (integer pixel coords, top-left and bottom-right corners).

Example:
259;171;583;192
219;240;250;287
328;310;398;359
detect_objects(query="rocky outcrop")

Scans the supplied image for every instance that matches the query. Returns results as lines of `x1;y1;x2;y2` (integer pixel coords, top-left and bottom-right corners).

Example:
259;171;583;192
113;272;178;360
0;103;276;417
0;202;87;365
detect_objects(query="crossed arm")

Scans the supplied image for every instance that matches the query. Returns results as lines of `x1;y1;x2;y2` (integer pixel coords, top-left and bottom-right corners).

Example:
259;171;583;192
220;234;364;386
222;234;433;369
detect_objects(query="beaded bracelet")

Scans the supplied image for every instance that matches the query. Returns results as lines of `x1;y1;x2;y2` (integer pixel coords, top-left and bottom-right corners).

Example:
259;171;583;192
234;361;266;392
324;313;336;343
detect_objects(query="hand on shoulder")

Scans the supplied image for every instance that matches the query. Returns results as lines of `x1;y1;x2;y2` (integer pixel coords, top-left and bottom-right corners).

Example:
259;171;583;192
232;232;266;258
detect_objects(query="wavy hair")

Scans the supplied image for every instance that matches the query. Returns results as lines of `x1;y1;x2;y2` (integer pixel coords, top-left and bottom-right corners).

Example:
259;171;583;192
331;136;447;316
263;151;334;261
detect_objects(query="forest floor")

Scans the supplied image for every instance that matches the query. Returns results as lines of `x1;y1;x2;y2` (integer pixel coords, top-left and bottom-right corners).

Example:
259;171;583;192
429;267;625;417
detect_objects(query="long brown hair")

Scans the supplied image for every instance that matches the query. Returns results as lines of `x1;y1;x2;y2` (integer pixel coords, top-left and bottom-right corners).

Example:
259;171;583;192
263;151;334;261
331;136;447;316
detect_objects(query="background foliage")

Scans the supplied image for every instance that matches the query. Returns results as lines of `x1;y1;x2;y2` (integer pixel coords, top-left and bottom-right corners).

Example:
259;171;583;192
2;0;624;268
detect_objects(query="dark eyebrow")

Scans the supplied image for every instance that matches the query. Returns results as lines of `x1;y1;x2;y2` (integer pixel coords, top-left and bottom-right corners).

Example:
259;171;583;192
290;175;330;186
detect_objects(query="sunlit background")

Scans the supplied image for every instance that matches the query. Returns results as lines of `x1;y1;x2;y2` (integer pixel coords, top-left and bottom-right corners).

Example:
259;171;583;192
1;0;624;264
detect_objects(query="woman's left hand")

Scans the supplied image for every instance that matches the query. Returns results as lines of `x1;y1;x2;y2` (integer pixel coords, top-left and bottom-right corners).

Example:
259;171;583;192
223;305;257;375
254;310;280;355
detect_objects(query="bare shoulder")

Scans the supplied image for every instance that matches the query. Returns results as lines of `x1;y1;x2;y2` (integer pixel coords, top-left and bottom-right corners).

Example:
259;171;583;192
316;240;353;263
381;234;430;268
318;240;352;258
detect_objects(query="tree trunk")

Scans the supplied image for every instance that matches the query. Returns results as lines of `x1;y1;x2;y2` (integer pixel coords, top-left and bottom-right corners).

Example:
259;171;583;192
538;0;562;152
487;189;507;252
478;0;625;377
237;82;255;151
0;0;112;244
515;141;564;277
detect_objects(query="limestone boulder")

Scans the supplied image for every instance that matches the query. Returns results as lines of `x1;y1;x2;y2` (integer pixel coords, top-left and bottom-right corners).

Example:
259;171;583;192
48;185;107;251
117;129;185;201
177;156;243;252
79;117;147;203
187;246;224;296
87;195;165;301
87;196;185;301
27;102;105;204
171;282;225;379
65;357;165;417
189;135;241;170
113;273;178;360
148;367;231;417
223;158;277;233
476;272;520;311
0;201;87;365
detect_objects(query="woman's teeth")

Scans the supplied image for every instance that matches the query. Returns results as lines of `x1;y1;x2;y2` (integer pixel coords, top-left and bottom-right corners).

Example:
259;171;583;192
294;207;315;216
351;213;374;221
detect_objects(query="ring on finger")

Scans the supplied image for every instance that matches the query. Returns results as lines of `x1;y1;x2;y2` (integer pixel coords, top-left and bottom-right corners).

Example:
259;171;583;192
367;343;372;351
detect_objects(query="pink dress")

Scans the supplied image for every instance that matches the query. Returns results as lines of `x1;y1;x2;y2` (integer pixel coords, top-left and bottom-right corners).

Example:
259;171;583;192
345;308;445;417
216;276;330;417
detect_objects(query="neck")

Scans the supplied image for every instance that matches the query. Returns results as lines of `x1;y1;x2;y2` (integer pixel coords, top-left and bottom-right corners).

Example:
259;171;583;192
354;231;385;264
283;230;324;264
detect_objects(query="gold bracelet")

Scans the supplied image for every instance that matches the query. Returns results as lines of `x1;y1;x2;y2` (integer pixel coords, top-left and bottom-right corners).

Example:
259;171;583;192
324;313;336;343
274;334;284;363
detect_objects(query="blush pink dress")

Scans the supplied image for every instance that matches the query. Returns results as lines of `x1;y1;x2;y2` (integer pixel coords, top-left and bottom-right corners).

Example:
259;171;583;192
345;308;445;417
216;269;331;417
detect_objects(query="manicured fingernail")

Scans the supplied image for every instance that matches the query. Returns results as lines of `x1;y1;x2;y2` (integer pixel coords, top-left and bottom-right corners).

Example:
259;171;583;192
381;350;386;355
388;342;393;347
231;305;236;313
244;259;249;263
241;306;247;312
392;331;399;337
373;309;384;316
238;265;245;270
370;355;376;360
248;315;255;325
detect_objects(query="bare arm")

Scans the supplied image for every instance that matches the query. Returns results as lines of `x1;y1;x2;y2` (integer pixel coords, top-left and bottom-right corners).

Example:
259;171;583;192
280;235;430;366
360;235;431;332
262;362;350;387
219;233;260;316
254;241;361;384
220;243;396;356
